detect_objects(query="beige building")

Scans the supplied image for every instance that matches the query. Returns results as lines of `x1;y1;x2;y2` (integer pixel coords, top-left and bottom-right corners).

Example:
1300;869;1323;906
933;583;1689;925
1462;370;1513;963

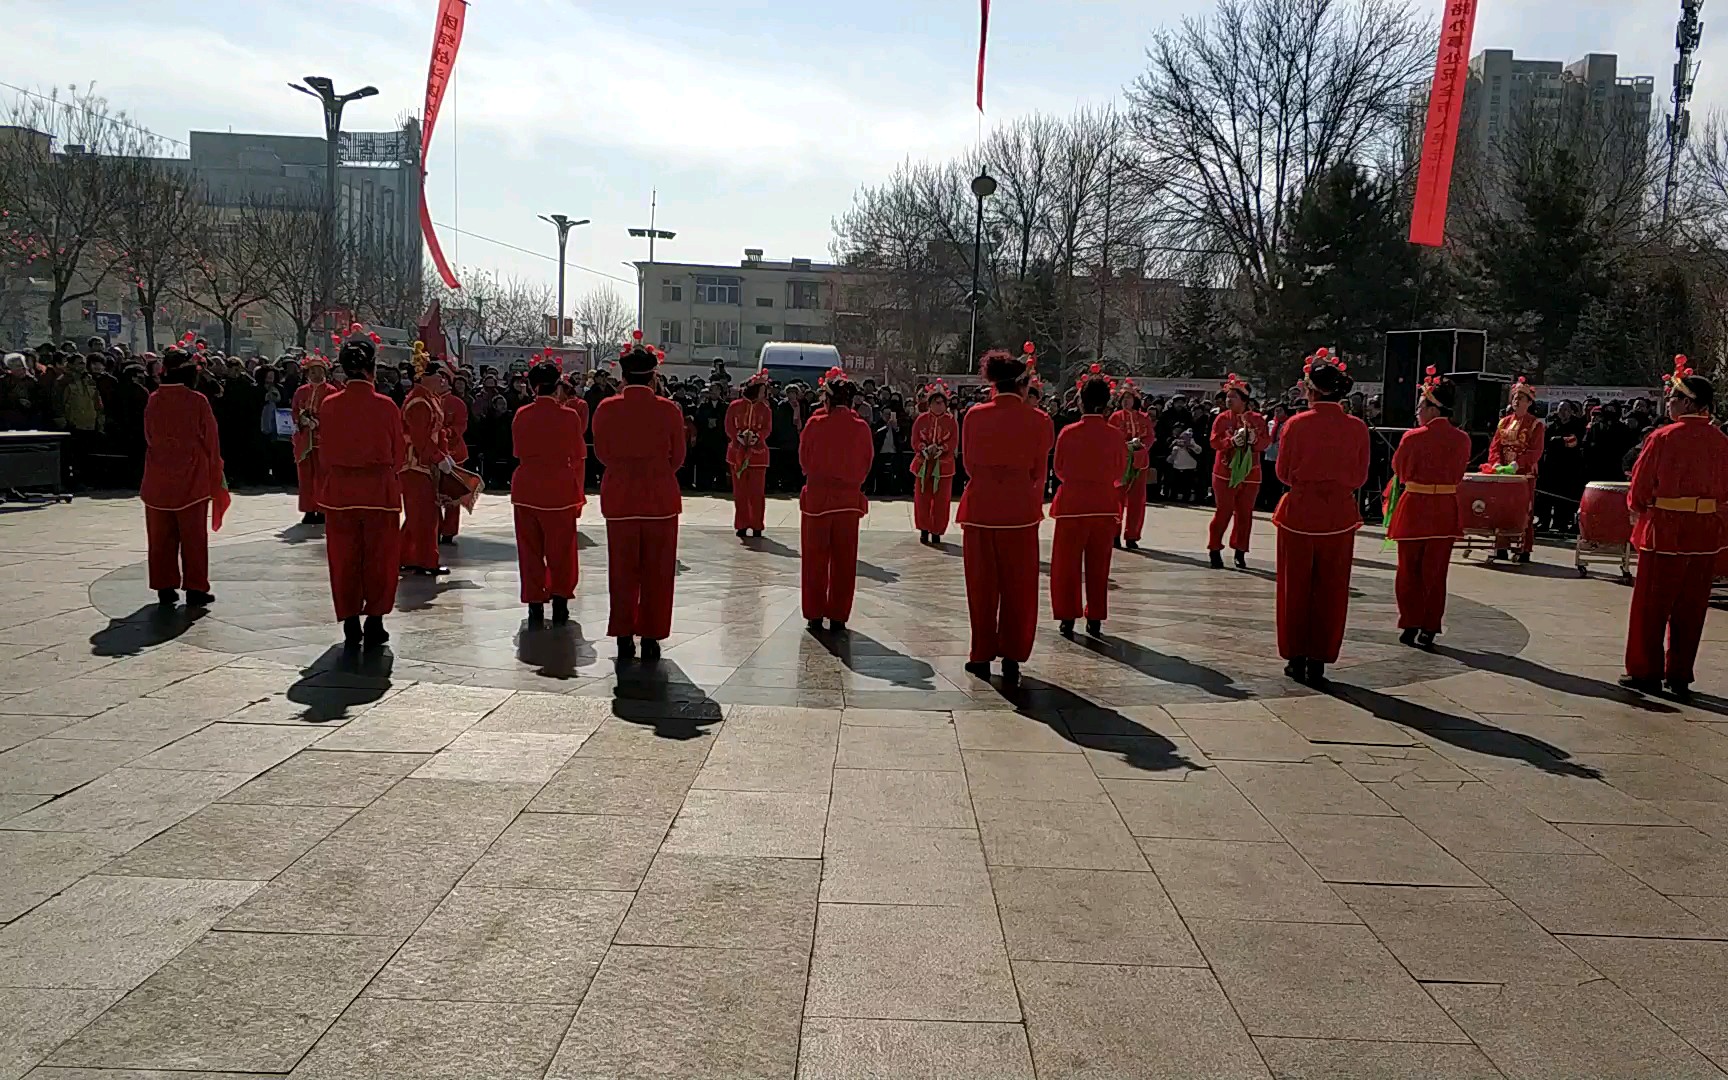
635;250;838;369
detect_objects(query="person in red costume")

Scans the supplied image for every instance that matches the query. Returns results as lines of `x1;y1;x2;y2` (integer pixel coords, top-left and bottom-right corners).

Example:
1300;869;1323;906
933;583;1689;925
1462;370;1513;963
398;358;454;576
512;363;586;626
727;369;773;539
1621;357;1728;699
140;348;227;608
911;379;958;545
439;373;470;546
290;352;334;526
1387;368;1473;649
1207;373;1272;569
799;367;875;631
1485;376;1545;563
317;339;405;648
593;333;686;661
1050;366;1128;637
1110;379;1153;550
958;343;1054;684
1273;348;1370;684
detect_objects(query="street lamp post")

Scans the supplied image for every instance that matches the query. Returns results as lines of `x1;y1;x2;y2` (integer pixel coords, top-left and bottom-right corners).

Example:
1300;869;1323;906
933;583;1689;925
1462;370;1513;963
628;188;676;328
968;171;997;368
289;77;378;330
539;214;590;345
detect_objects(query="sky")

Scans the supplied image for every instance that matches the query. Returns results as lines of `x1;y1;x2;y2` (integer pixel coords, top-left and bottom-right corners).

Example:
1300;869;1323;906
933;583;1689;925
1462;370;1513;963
2;0;1720;309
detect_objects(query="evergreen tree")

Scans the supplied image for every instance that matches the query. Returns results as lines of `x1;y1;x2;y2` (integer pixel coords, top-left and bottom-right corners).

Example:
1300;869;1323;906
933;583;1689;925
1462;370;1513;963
1163;281;1236;378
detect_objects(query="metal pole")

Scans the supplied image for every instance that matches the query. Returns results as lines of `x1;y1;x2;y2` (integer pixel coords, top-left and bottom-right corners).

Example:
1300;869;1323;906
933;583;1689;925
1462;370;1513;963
323;96;342;329
967;171;995;367
555;228;568;345
1097;159;1114;363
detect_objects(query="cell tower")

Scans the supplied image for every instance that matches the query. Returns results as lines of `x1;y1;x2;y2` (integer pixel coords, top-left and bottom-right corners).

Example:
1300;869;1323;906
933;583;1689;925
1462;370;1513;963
1664;0;1705;230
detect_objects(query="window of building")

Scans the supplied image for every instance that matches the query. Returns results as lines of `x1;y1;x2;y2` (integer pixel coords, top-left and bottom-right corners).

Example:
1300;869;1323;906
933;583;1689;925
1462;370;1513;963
756;297;774;308
695;276;741;305
754;324;775;335
661;279;682;302
784;324;830;345
788;281;822;310
659;320;682;346
693;319;739;347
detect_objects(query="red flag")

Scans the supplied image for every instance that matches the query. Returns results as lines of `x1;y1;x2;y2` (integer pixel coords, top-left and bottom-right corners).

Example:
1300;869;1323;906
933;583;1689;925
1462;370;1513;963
976;0;991;112
421;0;467;288
1409;0;1479;247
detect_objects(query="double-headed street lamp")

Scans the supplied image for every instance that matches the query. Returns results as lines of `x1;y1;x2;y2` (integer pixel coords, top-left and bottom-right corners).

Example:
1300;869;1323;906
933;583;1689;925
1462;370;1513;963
539;214;590;345
289;76;378;328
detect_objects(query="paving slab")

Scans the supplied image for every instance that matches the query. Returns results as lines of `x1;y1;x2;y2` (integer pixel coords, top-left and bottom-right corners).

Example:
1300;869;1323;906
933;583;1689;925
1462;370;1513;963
287;997;573;1080
615;852;819;950
990;865;1203;966
1335;884;1600;985
103;803;353;881
819;821;992;907
463;813;666;891
804;903;1019;1022
796;1019;1034;1080
1140;838;1359;924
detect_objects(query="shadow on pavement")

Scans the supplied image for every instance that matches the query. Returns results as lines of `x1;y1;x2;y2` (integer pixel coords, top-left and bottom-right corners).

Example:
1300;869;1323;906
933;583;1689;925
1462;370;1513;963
1076;632;1250;701
988;674;1203;776
1438;646;1680;715
816;627;935;690
611;656;724;741
285;645;395;723
89;604;207;657
515;620;599;681
1323;681;1602;779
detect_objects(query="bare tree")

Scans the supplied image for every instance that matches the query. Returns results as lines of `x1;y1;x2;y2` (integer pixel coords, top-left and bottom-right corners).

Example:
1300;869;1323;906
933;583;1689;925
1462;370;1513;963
248;196;333;349
110;167;202;350
174;204;271;354
571;284;633;359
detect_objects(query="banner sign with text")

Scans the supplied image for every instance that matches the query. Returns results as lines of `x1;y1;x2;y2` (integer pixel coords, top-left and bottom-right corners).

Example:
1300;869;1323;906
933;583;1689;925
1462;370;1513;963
1409;0;1480;247
419;0;467;288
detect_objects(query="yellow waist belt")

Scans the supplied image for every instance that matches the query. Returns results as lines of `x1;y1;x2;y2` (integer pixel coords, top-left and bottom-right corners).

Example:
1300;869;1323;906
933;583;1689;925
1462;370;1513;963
1403;483;1457;495
1654;497;1719;513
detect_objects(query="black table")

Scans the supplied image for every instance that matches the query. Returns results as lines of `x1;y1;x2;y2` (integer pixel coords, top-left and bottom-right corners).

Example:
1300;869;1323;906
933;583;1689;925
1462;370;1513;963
0;430;71;502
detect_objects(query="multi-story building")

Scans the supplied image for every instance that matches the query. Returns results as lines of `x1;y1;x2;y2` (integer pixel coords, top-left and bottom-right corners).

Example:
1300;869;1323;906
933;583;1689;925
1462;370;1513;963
635;250;838;370
1463;50;1653;153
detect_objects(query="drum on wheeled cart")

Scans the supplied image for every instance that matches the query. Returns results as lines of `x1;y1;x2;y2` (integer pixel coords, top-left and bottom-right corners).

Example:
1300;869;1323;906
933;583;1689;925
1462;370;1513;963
1576;481;1635;581
1456;472;1533;562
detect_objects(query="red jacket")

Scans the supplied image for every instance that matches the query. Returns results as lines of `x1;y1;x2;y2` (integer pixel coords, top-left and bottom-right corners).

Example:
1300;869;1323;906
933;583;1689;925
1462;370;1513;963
1388;417;1473;542
317;379;405;512
1109;408;1153;474
400;384;447;476
289;381;333;461
1273;402;1370;535
725;397;772;469
141;384;224;511
957;392;1053;529
442;391;470;464
1629;414;1728;555
799;405;874;517
511;397;586;511
1487;412;1544;475
1210;409;1272;483
1051;413;1129;519
593;384;686;520
910;409;958;479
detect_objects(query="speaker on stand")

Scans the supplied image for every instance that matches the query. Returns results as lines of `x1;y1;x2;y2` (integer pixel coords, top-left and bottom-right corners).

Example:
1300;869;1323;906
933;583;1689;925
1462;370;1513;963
1380;328;1490;430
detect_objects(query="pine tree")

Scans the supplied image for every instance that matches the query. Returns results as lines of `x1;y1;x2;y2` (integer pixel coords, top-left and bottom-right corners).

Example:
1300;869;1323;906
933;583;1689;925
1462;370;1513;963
1164;281;1235;378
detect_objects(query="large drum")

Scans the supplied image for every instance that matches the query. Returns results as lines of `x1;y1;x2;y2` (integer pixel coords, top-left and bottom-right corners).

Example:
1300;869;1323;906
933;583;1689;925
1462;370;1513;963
1578;482;1634;547
1458;472;1532;535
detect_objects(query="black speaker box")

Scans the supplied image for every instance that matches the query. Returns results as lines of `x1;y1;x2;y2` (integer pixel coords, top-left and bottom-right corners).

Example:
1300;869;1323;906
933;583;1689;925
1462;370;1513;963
1446;371;1512;437
1381;329;1490;429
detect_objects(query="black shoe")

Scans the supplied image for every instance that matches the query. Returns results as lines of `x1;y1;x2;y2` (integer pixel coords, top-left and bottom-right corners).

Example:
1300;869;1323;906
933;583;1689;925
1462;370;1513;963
737;529;748;539
964;660;992;680
1400;628;1420;648
1284;658;1306;681
1234;550;1248;570
1209;550;1225;569
752;529;763;538
301;512;318;525
640;638;661;661
1618;675;1661;693
617;635;636;659
342;616;362;647
439;535;456;546
362;616;389;647
807;618;825;632
1305;659;1327;685
1086;619;1103;637
1113;537;1123;550
418;565;450;577
1666;680;1694;701
1514;551;1531;565
185;590;215;607
156;588;178;606
551;597;569;625
312;512;326;525
1416;630;1437;650
1001;659;1021;686
1493;549;1509;561
527;603;545;625
1126;540;1140;551
830;620;847;634
920;531;930;544
1058;619;1075;636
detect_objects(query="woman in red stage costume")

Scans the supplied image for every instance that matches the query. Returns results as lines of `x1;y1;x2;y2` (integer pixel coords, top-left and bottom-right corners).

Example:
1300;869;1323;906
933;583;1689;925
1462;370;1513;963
141;348;227;608
1621;357;1728;699
439;372;470;546
1273;348;1370;685
1387;368;1473;649
911;378;959;545
512;363;586;626
957;343;1054;685
290;352;334;526
1485;376;1545;563
1207;373;1272;569
1110;379;1153;549
317;339;406;648
1050;366;1128;637
398;352;454;577
799;367;875;631
727;369;773;538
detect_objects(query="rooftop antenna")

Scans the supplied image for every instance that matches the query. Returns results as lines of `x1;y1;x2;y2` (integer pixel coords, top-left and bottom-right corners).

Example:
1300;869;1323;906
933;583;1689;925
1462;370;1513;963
1664;0;1705;232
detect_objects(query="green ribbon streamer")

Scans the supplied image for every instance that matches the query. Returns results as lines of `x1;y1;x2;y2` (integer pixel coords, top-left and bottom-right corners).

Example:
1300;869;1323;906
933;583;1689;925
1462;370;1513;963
1228;446;1253;489
1381;477;1403;552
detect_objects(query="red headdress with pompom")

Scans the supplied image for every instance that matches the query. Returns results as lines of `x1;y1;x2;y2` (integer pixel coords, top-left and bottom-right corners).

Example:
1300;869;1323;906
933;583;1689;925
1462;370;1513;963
1221;371;1250;397
920;377;951;401
1510;375;1537;402
1664;354;1697;399
818;365;848;388
1419;364;1445;407
1302;346;1347;379
1074;362;1117;395
744;367;772;388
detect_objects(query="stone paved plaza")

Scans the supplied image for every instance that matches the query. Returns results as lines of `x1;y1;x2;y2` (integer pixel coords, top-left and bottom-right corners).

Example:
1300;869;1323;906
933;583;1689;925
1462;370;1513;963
4;491;1728;1078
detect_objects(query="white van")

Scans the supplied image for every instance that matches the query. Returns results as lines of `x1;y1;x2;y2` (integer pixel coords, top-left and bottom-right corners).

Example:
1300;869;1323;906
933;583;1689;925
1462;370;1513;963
756;342;843;386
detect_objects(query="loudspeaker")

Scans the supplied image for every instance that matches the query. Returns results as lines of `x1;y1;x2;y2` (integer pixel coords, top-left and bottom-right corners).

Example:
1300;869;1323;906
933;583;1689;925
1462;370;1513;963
1381;328;1490;428
1446;371;1512;437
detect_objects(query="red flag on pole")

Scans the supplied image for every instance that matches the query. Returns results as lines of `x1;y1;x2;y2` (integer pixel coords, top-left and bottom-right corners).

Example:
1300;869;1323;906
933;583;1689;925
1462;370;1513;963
1409;0;1479;247
420;0;467;288
976;0;991;112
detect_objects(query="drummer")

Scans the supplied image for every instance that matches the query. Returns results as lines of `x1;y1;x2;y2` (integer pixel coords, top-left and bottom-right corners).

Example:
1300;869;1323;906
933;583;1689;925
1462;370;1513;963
1387;368;1472;649
1621;358;1728;699
1485;376;1545;563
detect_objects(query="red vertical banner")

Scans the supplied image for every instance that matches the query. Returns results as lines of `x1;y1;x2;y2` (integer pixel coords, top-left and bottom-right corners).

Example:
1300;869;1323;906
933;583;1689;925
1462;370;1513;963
977;0;991;111
1409;0;1479;247
420;0;467;289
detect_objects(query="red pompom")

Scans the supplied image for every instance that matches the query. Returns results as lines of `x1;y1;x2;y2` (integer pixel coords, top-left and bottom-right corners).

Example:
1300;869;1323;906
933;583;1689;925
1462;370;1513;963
1425;365;1437;376
1022;341;1035;355
368;332;381;344
632;329;644;341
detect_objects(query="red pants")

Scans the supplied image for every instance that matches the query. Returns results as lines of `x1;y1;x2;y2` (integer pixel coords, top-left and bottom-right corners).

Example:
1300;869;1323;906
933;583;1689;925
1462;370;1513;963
296;452;321;514
441;501;461;539
1396;538;1455;632
606;518;678;640
1208;478;1259;552
1626;551;1717;684
515;506;578;604
915;474;954;536
733;466;766;532
325;509;400;621
963;526;1040;663
399;472;440;569
1118;479;1147;542
801;512;861;622
1051;517;1115;622
1275;528;1356;663
145;505;209;593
